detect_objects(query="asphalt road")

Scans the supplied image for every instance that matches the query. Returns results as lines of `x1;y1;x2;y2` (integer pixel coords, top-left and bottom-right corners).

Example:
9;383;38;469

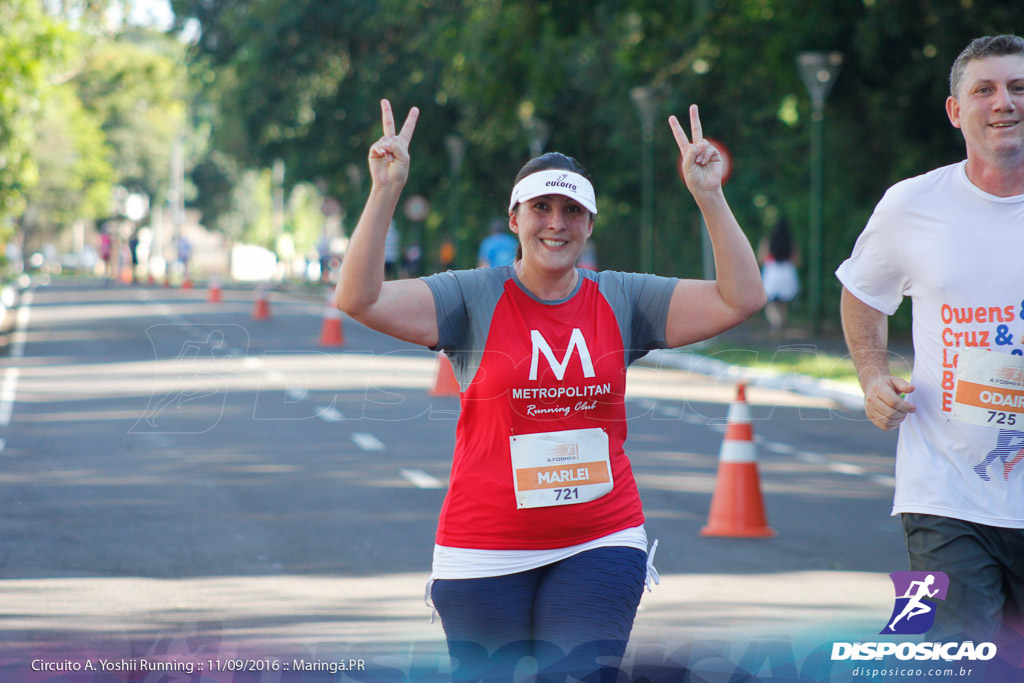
0;278;915;678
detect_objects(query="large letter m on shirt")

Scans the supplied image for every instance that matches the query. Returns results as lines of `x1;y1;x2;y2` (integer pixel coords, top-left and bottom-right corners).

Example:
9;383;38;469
529;329;596;381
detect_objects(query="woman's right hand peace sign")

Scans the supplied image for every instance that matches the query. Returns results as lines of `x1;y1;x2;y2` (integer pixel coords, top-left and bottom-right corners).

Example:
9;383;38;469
670;104;723;196
369;99;419;189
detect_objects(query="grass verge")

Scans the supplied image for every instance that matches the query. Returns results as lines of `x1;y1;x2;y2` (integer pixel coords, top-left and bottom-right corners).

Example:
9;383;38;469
689;341;913;389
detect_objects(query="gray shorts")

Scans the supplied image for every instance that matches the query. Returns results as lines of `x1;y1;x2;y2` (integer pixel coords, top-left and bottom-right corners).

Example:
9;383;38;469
902;513;1024;642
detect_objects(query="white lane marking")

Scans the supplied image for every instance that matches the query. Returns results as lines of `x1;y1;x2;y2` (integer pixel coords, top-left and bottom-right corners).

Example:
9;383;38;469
317;406;345;422
399;468;445;489
829;462;867;476
763;441;795;455
0;437;5;454
634;398;658;412
152;301;190;326
285;387;308;402
659;407;680;418
871;474;897;488
0;368;19;426
795;451;826;464
351;432;385;451
10;290;32;358
1;291;31;428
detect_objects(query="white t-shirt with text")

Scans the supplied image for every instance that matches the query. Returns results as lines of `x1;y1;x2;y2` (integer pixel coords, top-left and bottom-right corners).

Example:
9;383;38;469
837;161;1024;527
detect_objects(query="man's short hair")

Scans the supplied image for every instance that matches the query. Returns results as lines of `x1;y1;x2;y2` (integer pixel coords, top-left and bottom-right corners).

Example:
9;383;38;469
949;34;1024;98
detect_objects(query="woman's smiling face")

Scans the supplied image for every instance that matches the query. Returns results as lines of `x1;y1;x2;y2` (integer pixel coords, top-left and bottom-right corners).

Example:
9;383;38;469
510;193;594;275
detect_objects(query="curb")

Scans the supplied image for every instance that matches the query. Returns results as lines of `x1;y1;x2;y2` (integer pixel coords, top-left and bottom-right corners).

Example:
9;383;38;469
644;348;866;412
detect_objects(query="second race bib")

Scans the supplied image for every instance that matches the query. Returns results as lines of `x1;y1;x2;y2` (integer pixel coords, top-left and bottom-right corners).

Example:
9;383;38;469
951;347;1024;428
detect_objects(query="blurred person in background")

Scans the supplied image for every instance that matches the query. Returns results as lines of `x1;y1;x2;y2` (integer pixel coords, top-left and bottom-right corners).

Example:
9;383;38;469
577;241;599;271
477;218;519;268
317;232;332;282
99;227;113;280
383;220;401;279
177;235;192;280
758;217;799;337
129;230;140;284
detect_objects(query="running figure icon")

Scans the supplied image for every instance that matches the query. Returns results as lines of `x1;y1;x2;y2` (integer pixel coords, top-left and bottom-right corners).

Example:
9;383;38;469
130;325;246;435
142;330;226;428
888;574;940;631
974;429;1024;481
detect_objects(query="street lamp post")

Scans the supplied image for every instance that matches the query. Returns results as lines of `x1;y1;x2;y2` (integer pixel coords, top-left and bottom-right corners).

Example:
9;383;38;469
169;133;185;280
797;51;842;331
444;134;467;269
524;116;551;158
631;86;661;274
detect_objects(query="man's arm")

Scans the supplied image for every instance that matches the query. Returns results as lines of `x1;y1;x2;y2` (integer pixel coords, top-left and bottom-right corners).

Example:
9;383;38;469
840;287;916;431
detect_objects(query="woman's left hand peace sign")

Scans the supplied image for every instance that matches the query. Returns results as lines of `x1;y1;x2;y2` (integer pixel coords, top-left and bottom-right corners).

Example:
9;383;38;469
670;105;723;195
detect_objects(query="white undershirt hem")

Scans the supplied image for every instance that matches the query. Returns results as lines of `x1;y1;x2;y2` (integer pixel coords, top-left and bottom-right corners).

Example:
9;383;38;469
430;525;648;580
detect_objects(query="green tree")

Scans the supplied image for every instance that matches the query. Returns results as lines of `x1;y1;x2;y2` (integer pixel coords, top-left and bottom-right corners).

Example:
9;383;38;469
0;0;72;246
20;83;115;249
171;0;1024;319
74;28;188;204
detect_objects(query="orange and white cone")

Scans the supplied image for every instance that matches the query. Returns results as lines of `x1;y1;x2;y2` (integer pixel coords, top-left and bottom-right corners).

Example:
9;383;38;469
252;284;271;320
429;353;461;396
700;383;775;538
208;274;223;303
319;291;345;347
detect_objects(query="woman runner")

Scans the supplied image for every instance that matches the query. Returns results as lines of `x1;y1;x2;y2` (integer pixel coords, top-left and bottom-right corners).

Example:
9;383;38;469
336;100;765;681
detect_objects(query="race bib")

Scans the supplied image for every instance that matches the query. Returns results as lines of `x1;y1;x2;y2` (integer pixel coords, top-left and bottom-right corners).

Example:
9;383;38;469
951;347;1024;428
510;427;613;509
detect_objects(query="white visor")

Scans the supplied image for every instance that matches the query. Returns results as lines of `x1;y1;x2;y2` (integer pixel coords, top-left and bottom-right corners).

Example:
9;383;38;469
508;170;597;215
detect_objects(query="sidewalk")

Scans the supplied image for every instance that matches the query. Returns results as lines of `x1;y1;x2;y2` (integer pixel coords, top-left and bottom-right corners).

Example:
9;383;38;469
0;570;890;653
647;314;915;413
701;312;914;362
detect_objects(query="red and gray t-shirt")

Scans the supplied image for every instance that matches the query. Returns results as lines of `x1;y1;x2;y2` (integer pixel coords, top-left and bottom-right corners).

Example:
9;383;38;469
422;266;677;550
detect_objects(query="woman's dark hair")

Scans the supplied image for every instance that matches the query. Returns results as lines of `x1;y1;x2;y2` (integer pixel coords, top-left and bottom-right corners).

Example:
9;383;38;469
768;218;793;262
510;152;593;262
512;152;592;188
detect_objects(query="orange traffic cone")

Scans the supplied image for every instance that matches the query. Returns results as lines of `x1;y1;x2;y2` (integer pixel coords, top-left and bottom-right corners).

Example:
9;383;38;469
700;383;775;538
252;284;271;320
319;291;345;347
208;275;223;303
182;276;194;290
429;353;461;396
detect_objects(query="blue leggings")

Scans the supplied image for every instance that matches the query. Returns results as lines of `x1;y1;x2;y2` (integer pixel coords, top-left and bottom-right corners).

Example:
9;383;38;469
431;546;647;682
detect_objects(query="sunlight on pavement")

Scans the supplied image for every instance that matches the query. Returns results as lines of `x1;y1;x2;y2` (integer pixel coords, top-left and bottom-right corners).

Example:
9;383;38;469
9;353;841;410
0;571;890;649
